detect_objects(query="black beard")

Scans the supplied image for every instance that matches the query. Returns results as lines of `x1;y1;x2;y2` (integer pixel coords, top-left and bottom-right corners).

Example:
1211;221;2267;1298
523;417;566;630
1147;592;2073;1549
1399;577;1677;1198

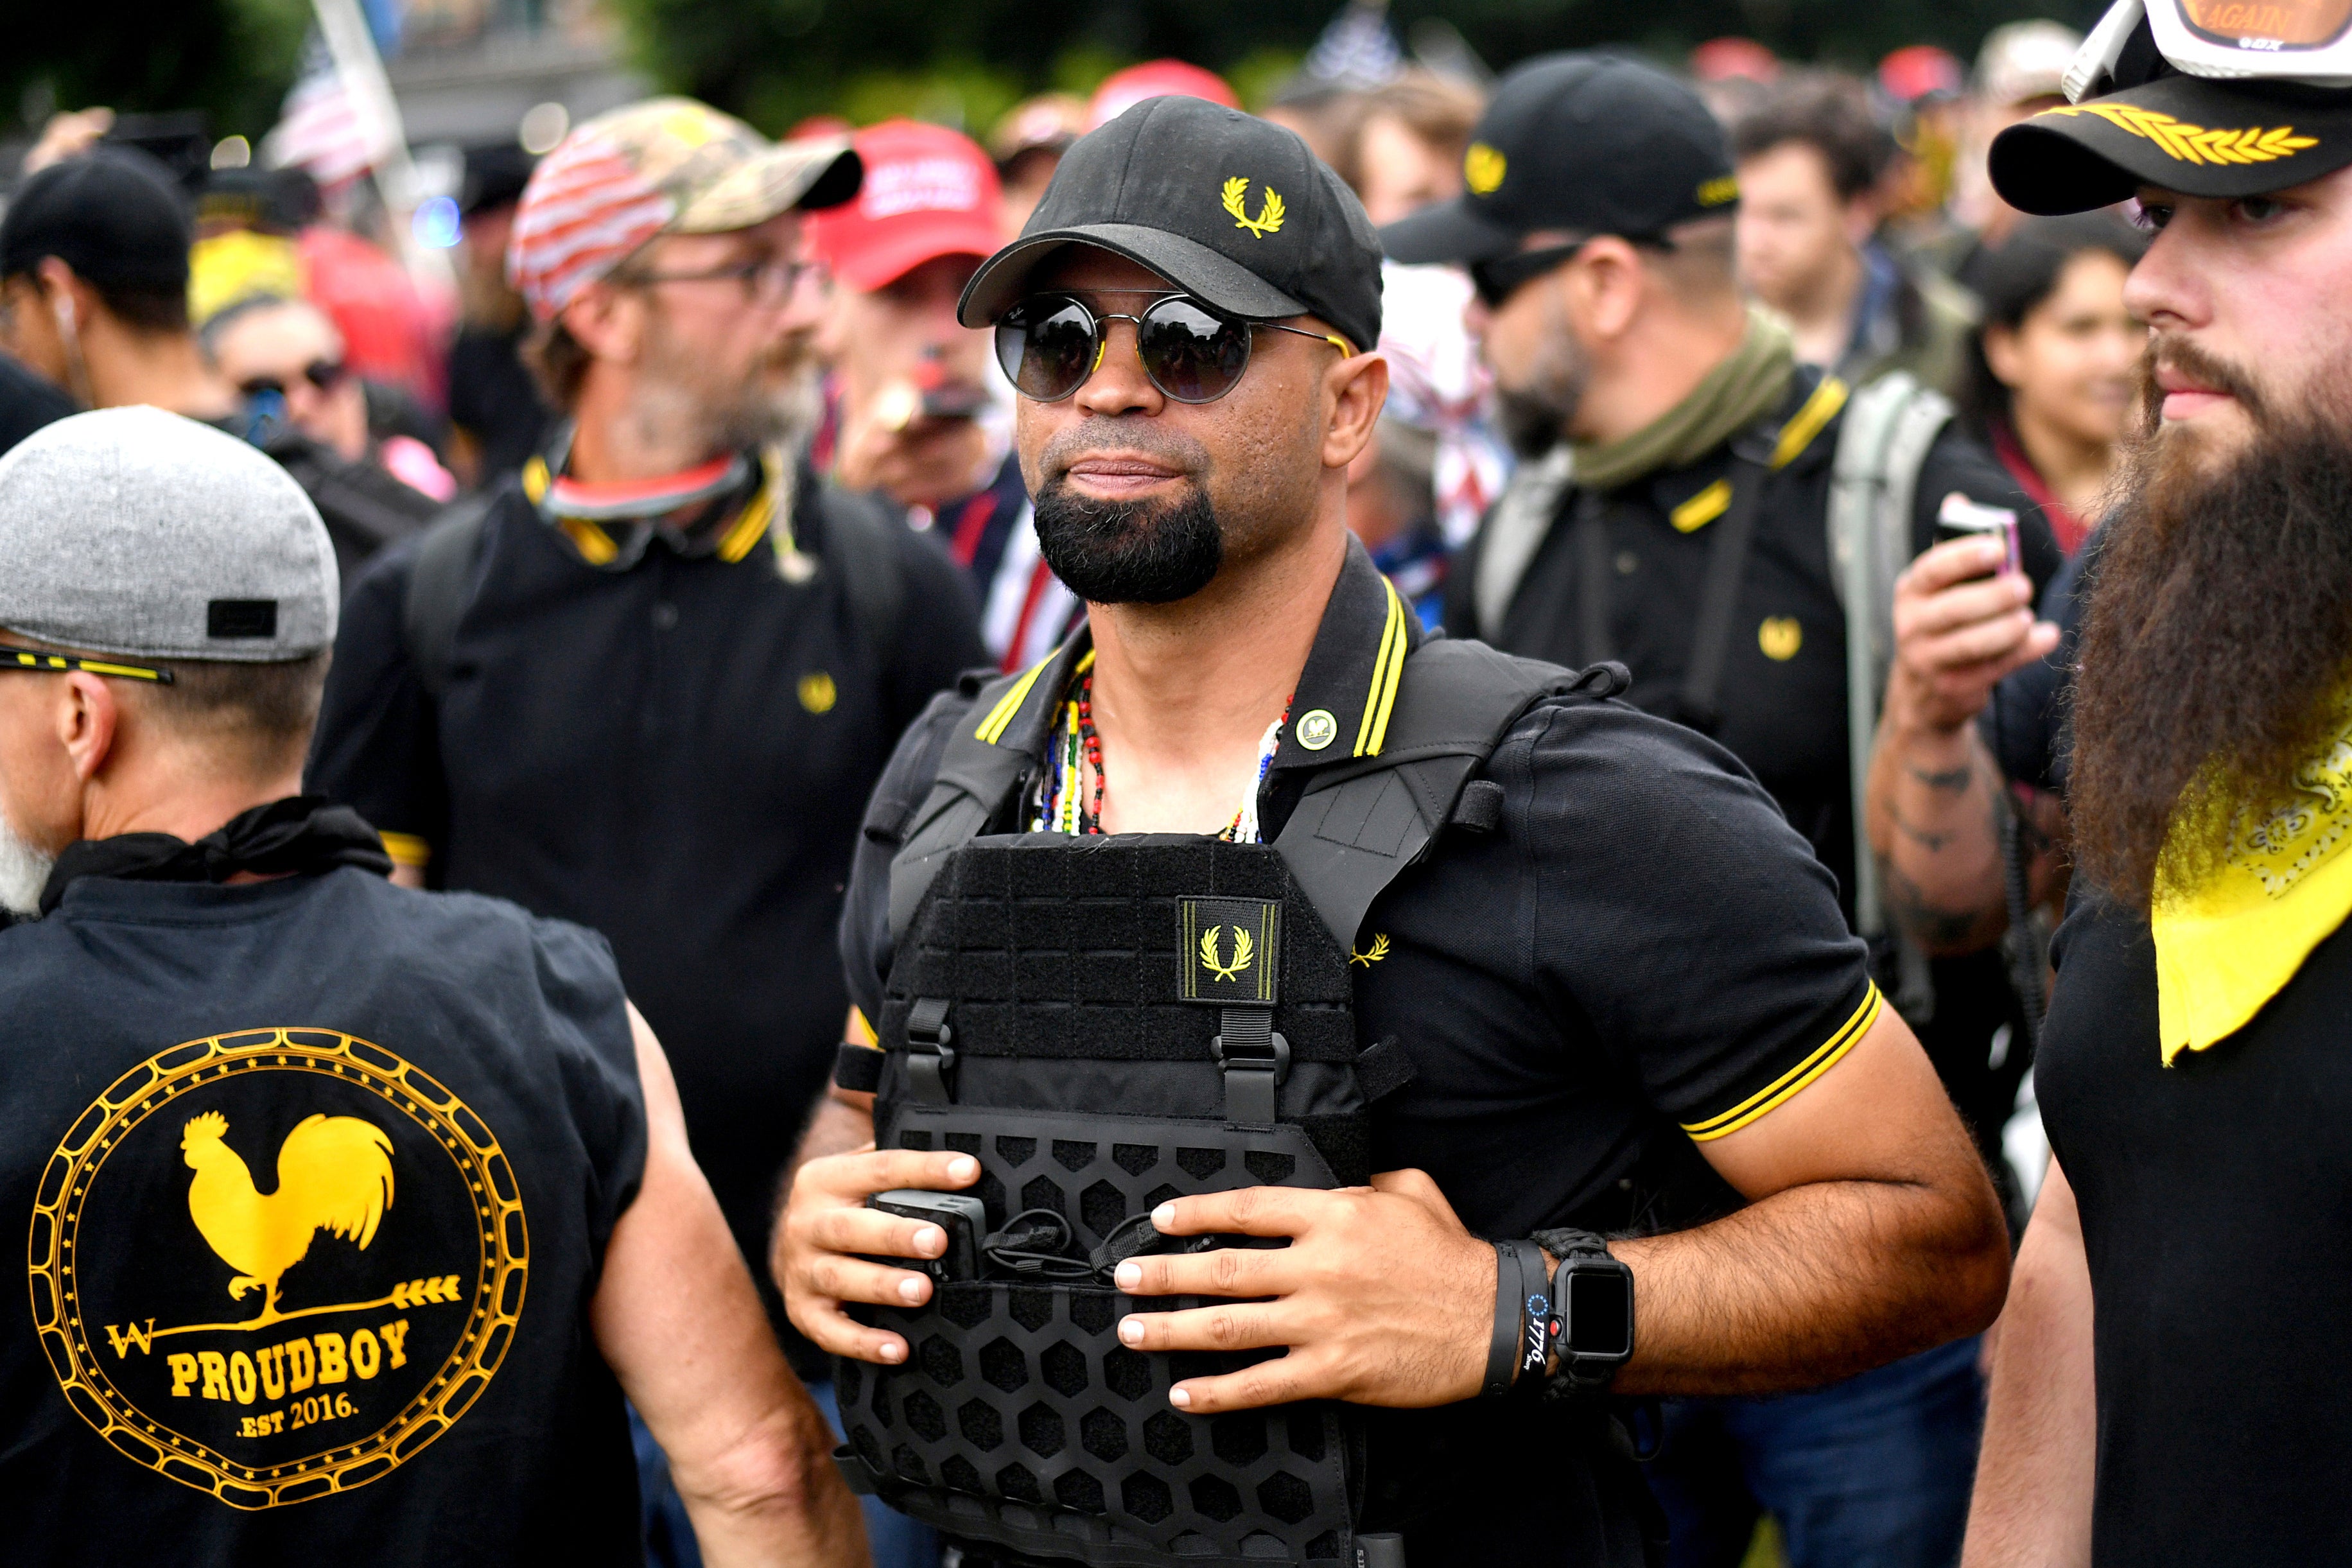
1032;477;1223;604
2069;389;2352;910
1495;383;1572;459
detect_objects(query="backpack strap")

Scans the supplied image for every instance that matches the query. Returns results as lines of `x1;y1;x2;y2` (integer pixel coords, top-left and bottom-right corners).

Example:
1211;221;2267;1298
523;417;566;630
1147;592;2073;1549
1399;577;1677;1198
400;488;502;702
1273;639;1617;950
1826;372;1951;973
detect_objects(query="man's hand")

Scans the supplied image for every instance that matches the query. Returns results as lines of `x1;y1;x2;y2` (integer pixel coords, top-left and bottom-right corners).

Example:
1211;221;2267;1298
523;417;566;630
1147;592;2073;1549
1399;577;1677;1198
775;1145;979;1365
1108;1169;1496;1414
1886;537;2060;736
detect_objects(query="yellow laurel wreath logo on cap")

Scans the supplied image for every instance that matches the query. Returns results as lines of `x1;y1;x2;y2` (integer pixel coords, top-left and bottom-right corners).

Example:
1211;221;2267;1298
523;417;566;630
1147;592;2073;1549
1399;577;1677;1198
2045;103;2317;166
1465;143;1506;195
1697;175;1740;207
1221;177;1285;236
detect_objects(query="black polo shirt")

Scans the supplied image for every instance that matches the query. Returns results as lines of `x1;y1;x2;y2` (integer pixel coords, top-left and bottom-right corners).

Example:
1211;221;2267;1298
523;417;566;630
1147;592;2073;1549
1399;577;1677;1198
308;468;987;1365
841;541;1879;1564
1449;371;2062;1157
2038;897;2352;1565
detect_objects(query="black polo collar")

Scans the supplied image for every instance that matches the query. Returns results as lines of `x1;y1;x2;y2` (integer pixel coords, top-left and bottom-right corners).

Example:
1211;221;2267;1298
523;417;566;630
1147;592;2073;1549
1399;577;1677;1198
971;535;1420;772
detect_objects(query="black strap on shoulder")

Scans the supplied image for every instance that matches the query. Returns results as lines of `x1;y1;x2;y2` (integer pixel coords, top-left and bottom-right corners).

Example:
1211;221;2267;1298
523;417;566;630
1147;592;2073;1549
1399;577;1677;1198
887;665;1044;942
1673;458;1768;735
817;484;909;696
400;489;501;701
1271;638;1605;952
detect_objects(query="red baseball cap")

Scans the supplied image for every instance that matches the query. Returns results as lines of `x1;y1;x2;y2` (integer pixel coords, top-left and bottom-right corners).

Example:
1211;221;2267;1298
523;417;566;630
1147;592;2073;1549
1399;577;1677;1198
806;119;1004;292
1085;60;1239;132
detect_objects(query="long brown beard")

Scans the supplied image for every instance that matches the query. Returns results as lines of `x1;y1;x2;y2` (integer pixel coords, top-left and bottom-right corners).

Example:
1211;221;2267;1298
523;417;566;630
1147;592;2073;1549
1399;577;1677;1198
2068;342;2352;910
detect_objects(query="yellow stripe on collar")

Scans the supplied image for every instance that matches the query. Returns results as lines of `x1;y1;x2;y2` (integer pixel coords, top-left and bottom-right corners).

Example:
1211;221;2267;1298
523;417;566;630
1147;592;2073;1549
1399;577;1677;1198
1770;376;1849;470
1671;478;1733;533
559;516;619;565
976;649;1062;744
1354;576;1407;758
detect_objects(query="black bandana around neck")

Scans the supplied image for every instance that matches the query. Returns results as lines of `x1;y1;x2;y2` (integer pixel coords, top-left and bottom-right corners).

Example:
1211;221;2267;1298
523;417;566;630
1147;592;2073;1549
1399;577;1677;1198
37;796;394;916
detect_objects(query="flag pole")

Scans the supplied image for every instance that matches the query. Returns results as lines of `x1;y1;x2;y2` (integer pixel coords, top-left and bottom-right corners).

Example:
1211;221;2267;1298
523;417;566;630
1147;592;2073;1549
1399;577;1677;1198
308;0;452;291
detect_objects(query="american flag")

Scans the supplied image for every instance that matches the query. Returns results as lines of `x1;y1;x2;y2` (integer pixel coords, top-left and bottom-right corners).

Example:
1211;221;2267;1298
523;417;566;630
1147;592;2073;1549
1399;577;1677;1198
263;33;393;186
1302;1;1404;90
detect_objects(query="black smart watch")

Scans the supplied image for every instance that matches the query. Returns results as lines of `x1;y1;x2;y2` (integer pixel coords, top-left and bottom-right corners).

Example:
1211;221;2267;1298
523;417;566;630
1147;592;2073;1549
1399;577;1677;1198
1530;1228;1635;1395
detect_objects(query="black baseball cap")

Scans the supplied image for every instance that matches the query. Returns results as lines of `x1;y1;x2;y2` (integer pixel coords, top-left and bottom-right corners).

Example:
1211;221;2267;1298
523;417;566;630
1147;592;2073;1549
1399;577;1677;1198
956;94;1382;354
1990;73;2352;216
1381;52;1741;266
0;147;193;295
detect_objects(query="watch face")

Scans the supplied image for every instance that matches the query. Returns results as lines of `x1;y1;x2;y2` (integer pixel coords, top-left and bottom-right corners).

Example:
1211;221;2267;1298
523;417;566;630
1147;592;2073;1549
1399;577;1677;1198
1567;1268;1633;1359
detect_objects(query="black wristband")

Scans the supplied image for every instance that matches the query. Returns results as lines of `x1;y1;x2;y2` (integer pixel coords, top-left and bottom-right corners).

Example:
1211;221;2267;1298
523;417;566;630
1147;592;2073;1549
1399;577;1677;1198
1498;1239;1549;1387
1481;1241;1520;1398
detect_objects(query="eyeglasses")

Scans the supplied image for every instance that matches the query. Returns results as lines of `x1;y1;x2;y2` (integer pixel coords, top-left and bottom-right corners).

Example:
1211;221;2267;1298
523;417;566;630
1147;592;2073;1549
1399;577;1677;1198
0;643;173;684
236;358;347;401
995;292;1353;406
616;256;823;307
1468;234;1677;309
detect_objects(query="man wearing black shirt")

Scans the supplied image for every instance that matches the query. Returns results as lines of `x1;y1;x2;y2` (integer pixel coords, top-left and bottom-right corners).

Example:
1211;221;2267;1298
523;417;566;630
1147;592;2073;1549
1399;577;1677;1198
1391;54;2057;1567
0;408;862;1565
1966;17;2352;1565
775;95;2008;1567
308;98;988;1373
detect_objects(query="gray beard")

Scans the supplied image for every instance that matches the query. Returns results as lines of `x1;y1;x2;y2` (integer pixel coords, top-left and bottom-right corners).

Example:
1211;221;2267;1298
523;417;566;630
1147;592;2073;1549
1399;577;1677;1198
0;806;56;919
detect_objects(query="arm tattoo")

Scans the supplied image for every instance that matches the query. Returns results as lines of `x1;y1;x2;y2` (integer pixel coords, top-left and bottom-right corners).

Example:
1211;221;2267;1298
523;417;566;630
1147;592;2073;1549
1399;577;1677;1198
1906;762;1973;793
1881;856;1999;950
1889;808;1953;853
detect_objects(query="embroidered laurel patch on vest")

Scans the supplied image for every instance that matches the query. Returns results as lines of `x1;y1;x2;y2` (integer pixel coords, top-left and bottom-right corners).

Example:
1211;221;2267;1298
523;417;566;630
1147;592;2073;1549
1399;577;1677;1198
1179;898;1281;1004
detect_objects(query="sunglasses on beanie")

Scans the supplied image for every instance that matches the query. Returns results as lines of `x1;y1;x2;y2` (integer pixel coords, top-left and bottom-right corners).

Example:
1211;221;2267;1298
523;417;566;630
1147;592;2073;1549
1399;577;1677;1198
995;292;1352;406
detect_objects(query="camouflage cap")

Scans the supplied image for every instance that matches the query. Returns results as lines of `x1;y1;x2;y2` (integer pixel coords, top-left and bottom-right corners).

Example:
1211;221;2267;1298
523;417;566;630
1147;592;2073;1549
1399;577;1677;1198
507;96;862;320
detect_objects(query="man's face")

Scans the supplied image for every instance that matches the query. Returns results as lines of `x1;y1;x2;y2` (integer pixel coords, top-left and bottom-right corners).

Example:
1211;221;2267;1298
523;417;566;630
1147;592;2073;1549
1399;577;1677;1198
0;661;77;916
1467;255;1594;456
625;211;826;453
1014;248;1337;603
823;253;991;404
209;302;367;462
1735;141;1868;311
2123;171;2352;464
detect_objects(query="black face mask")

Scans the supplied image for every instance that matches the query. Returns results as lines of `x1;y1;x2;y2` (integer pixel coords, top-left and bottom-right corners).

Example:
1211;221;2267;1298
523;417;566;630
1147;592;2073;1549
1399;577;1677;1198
1032;476;1224;605
37;796;392;918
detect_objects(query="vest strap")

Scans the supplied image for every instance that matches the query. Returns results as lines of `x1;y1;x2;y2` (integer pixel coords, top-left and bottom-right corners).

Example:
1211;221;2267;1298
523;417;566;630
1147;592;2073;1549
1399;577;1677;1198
904;997;956;1104
1212;1007;1289;1126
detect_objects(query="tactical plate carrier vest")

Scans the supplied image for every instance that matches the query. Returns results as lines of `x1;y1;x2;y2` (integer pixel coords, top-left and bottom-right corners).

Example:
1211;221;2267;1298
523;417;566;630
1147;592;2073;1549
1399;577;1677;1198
834;638;1621;1567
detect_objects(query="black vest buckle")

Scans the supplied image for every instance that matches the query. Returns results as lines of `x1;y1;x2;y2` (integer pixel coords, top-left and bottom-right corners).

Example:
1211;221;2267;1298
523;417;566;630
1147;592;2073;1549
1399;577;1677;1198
904;997;957;1104
1212;1006;1289;1127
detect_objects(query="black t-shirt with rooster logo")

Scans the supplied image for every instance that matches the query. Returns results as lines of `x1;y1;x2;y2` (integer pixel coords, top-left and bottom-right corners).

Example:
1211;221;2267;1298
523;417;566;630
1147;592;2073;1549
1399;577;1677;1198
0;864;647;1564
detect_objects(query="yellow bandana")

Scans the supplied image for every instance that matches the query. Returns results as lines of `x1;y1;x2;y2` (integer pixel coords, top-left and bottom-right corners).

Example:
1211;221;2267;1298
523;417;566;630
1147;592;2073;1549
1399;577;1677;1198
2152;704;2352;1064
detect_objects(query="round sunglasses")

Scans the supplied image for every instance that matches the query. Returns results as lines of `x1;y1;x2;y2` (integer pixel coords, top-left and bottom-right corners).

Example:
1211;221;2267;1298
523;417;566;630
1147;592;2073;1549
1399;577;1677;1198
995;293;1352;406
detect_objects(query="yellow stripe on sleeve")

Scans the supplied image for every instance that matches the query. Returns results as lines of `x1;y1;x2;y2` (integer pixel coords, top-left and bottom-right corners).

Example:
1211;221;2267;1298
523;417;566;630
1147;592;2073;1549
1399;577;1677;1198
1681;982;1882;1142
377;830;432;869
1354;578;1407;758
1770;377;1849;470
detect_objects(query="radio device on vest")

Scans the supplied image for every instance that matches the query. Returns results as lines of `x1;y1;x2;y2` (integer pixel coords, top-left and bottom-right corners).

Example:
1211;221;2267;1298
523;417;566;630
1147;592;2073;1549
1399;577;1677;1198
833;635;1623;1567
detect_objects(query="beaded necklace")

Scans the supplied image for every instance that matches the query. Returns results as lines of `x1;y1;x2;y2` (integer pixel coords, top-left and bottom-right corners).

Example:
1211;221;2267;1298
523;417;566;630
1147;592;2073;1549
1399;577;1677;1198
1031;667;1289;844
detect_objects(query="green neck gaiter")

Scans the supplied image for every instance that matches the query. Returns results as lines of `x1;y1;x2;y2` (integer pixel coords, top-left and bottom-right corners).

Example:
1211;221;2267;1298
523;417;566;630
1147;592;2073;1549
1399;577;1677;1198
1571;308;1797;492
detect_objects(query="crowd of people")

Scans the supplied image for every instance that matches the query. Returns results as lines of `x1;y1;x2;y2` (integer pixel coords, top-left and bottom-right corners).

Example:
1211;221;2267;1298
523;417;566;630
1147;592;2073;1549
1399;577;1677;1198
0;4;2342;1565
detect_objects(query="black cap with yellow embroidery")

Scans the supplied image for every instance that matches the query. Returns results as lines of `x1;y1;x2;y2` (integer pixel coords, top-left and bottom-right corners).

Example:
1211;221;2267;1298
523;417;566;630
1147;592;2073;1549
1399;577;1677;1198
1990;73;2352;215
956;93;1382;354
1379;52;1739;268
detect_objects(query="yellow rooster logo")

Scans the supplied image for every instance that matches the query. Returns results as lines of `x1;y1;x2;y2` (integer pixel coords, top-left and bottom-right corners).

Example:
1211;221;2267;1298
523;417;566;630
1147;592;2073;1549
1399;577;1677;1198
1221;177;1285;238
1199;924;1255;981
180;1111;395;1325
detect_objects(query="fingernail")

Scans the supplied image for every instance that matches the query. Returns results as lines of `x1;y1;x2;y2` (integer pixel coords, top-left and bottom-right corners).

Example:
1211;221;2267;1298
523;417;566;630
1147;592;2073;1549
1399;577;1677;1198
880;1341;905;1362
948;1156;979;1181
919;1224;945;1257
1151;1203;1176;1229
1115;1261;1142;1291
1169;1387;1192;1409
900;1276;926;1302
1119;1316;1143;1346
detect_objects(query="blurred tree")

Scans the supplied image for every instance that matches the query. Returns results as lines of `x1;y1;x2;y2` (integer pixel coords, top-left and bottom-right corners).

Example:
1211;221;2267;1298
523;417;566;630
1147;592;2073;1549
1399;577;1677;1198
608;0;2104;133
4;0;310;141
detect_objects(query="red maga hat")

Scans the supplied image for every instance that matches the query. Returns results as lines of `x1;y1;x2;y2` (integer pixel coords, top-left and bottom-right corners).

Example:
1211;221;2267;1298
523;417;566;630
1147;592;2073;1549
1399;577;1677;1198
1085;60;1239;132
806;118;1004;292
